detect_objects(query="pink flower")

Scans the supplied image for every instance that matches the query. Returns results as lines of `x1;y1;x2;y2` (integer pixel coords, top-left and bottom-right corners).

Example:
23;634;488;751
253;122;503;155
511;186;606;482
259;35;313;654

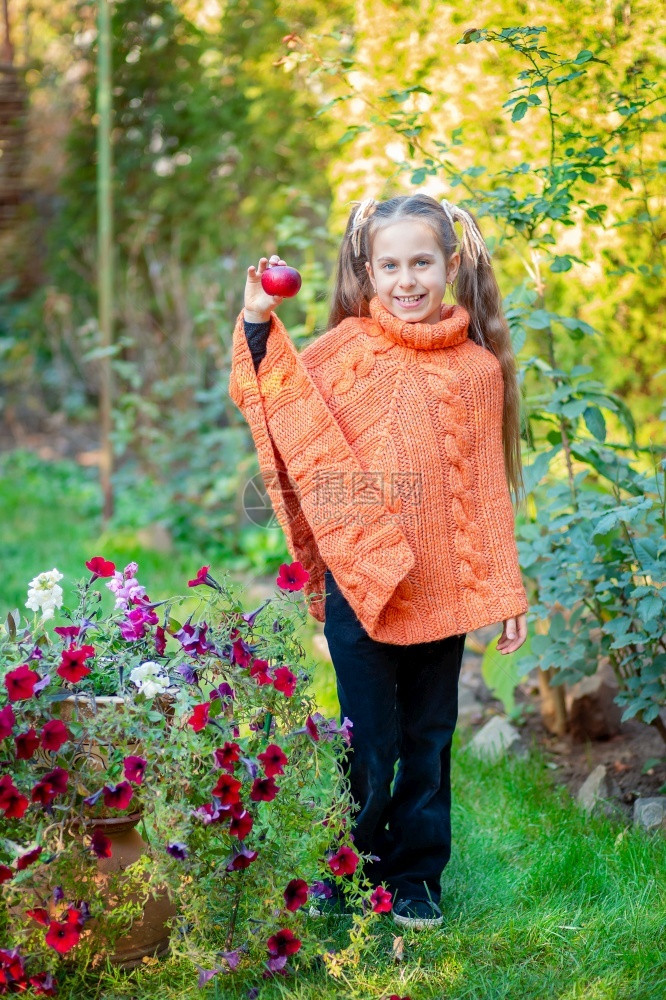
273;666;297;697
0;704;16;739
119;606;158;641
4;664;40;702
57;644;95;683
213;742;241;772
305;714;320;741
283;878;309;911
187;702;211;732
327;845;359;876
54;625;81;640
369;885;393;913
275;561;310;592
257;744;288;777
266;927;302;957
90;828;112;858
102;781;133;810
230;636;253;667
26;907;50;926
15;728;40;760
40;719;71;752
174;622;214;657
0;864;13;884
106;564;146;611
250;776;279;802
85;556;116;578
123;755;147;785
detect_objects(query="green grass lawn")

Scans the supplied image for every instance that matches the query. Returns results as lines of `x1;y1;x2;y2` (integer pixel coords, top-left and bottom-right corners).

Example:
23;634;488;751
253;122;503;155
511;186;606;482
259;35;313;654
2;450;665;999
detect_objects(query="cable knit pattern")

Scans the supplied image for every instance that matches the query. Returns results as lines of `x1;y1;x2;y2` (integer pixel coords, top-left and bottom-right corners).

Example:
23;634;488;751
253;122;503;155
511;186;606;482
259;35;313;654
229;297;528;645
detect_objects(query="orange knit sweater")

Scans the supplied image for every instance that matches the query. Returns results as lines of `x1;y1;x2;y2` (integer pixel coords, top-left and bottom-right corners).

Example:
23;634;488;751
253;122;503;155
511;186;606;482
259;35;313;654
229;296;528;645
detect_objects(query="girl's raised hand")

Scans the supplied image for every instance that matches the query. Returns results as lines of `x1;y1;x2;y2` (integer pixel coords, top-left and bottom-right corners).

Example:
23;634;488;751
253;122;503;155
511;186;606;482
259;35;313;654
496;612;527;655
244;254;287;323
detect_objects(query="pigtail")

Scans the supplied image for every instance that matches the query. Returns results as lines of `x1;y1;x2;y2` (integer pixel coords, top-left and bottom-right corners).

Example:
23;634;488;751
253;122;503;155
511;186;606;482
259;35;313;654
447;203;525;504
328;200;377;329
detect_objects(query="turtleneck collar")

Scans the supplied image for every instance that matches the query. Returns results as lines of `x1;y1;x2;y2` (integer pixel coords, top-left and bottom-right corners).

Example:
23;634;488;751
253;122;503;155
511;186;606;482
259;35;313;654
369;296;469;350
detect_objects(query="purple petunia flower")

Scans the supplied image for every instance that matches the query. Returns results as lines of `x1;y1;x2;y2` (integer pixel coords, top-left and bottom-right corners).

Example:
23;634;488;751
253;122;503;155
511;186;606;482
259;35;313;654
166;842;188;860
241;599;271;627
176;663;198;685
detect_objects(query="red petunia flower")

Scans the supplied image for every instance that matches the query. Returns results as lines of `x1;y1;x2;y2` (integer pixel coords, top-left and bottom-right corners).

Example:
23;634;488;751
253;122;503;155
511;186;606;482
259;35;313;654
4;663;40;702
102;781;133;810
187;701;211;732
272;666;297;697
275;560;310;592
369;885;393;913
31;780;56;807
266;927;302;957
249;659;272;686
305;714;320;741
15;728;40;760
228;803;253;839
45;919;80;954
17;846;43;870
187;565;211;588
90;828;112;858
44;767;68;795
29;971;57;996
57;644;95;683
230;636;253;668
155;625;167;655
250;776;280;803
85;556;116;578
26;907;50;926
0;703;16;739
213;742;241;773
0;948;26;990
0;864;12;884
0;775;29;819
327;845;359;877
54;625;81;640
123;755;147;785
283;878;309;911
212;773;242;806
257;743;288;777
227;846;258;871
40;719;71;752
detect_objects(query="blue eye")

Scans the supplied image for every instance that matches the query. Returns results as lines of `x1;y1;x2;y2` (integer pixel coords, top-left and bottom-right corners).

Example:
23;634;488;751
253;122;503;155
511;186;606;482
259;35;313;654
383;262;396;270
416;260;429;267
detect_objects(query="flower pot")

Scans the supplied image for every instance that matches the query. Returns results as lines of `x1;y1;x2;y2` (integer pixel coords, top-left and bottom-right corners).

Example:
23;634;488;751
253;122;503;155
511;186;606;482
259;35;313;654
85;811;176;968
48;695;176;968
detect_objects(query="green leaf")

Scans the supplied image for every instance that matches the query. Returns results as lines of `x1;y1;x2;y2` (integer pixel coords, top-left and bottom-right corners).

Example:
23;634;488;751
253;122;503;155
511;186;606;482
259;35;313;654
512;101;529;122
583;406;606;441
526;309;552;329
410;168;427;184
637;595;662;624
481;634;531;716
550;256;573;273
574;49;594;63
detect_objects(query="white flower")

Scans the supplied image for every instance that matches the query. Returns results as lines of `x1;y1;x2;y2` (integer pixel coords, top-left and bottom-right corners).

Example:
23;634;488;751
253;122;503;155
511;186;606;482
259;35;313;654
130;660;169;698
26;569;64;620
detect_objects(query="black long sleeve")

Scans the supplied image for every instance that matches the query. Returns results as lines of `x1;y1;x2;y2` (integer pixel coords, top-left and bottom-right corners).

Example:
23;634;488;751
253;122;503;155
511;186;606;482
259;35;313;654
244;319;271;373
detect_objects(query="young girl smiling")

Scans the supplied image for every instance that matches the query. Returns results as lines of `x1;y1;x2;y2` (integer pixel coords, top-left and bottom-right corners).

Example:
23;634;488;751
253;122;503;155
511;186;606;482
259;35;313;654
230;193;528;929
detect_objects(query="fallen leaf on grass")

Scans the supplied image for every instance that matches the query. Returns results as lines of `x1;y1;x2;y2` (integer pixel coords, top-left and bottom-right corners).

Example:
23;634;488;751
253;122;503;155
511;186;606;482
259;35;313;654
392;935;404;962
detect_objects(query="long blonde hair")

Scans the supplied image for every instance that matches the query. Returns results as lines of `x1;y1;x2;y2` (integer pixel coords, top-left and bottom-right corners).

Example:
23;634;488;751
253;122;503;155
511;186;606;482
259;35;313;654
328;193;525;504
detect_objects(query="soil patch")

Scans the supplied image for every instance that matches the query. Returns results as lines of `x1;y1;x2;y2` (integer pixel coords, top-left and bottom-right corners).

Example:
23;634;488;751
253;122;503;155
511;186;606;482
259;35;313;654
460;637;666;820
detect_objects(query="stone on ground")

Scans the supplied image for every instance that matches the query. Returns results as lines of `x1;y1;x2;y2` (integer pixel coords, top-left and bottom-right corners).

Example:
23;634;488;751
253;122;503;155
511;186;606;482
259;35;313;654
465;715;526;761
576;764;622;817
633;797;666;832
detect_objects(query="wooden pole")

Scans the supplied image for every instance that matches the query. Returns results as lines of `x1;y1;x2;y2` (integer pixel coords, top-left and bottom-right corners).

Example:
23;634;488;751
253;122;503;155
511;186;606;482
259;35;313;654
97;0;114;520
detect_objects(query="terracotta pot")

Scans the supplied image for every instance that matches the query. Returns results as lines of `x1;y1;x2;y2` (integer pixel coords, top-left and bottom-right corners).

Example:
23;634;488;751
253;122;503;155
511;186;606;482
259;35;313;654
48;695;176;967
85;811;176;968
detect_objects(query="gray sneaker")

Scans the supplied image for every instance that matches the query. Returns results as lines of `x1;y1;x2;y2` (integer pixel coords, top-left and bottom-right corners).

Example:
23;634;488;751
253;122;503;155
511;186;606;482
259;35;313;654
392;897;443;930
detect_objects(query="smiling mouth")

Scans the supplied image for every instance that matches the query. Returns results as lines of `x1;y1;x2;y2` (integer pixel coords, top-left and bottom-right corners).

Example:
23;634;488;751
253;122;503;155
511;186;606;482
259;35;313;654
395;294;426;304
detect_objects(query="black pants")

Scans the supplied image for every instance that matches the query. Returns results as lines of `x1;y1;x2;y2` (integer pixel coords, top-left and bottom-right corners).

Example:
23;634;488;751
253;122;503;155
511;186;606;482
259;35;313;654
323;567;465;905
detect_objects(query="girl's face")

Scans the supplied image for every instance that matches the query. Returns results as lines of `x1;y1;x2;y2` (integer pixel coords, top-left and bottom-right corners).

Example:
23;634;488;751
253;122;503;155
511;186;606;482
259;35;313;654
365;219;460;325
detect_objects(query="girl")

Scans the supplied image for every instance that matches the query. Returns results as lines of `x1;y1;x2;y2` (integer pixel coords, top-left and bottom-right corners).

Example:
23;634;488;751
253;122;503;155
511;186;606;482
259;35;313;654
229;193;528;930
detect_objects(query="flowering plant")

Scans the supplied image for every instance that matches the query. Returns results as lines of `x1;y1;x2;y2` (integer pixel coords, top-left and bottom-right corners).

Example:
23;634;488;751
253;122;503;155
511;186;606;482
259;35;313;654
0;557;390;993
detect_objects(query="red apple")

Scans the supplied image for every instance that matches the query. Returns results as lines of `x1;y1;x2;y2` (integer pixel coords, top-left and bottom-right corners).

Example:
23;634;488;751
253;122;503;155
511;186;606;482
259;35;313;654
261;265;302;298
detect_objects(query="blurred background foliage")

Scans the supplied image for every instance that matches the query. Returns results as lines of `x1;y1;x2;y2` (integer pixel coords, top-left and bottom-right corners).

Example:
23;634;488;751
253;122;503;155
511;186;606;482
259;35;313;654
0;0;664;580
